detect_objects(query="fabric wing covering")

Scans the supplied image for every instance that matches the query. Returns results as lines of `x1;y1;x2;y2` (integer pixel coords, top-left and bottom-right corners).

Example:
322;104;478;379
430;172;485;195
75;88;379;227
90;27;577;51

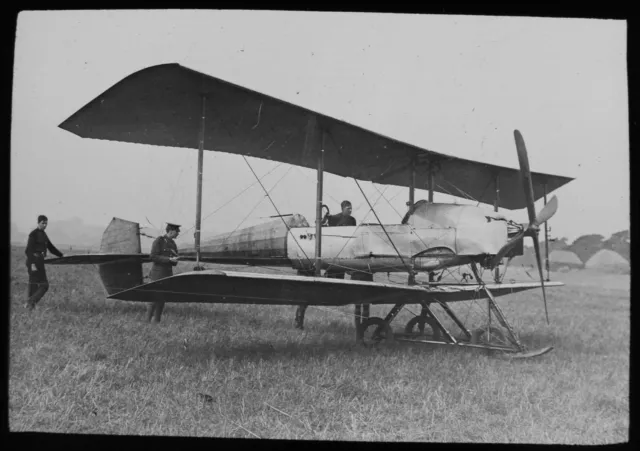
106;269;563;305
59;63;573;210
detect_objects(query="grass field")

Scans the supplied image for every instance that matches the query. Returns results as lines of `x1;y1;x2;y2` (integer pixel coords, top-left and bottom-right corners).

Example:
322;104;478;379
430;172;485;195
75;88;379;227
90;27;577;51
8;246;629;442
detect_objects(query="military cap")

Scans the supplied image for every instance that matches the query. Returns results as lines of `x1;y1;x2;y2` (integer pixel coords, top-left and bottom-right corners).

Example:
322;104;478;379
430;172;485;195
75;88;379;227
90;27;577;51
165;222;181;232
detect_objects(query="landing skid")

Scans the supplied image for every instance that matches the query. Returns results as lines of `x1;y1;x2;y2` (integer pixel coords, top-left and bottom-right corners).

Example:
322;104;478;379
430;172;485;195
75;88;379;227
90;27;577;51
355;262;554;360
502;346;554;359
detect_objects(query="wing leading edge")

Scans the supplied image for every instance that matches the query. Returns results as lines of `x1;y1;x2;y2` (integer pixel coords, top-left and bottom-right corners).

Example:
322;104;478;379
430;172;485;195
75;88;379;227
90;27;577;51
59;63;574;210
107;269;563;306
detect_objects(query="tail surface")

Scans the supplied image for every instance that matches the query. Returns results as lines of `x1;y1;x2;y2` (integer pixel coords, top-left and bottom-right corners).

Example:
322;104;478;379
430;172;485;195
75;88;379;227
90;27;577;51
98;218;144;295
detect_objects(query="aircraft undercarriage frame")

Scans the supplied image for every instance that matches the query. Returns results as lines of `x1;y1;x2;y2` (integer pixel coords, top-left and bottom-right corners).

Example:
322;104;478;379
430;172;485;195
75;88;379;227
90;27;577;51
354;262;553;359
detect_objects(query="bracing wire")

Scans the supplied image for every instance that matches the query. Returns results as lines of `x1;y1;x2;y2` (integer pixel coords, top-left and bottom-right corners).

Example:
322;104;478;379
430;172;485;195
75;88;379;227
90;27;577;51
369;182;453;262
220;165;294;243
353;178;413;274
322;184;391;269
180;163;285;237
242;156;314;267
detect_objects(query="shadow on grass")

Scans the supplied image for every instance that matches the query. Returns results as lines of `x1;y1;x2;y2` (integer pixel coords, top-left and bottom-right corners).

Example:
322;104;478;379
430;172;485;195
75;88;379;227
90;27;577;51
46;299;273;325
174;338;418;365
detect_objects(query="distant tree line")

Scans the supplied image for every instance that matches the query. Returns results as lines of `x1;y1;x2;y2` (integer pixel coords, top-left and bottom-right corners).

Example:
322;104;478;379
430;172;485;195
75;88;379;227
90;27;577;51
541;229;629;263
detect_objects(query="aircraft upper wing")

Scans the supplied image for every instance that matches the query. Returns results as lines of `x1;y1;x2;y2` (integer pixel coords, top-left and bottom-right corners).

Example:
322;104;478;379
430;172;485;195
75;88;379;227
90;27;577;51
107;269;563;305
59;63;574;210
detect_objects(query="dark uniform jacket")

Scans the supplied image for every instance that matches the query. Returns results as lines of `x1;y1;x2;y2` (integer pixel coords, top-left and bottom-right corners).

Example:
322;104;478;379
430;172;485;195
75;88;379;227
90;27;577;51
149;235;179;280
25;229;63;269
327;213;356;227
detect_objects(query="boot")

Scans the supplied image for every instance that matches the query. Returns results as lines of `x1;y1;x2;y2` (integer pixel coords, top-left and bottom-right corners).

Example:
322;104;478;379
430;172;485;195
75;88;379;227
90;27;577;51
146;303;155;322
153;302;165;323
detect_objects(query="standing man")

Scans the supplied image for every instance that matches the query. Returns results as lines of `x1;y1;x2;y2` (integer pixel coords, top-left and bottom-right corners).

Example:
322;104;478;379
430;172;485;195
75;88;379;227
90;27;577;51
25;215;63;310
146;222;180;323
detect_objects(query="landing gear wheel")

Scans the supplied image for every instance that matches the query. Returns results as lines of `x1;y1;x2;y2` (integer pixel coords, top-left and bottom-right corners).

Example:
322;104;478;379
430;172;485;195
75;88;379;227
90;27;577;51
360;317;393;347
404;316;442;341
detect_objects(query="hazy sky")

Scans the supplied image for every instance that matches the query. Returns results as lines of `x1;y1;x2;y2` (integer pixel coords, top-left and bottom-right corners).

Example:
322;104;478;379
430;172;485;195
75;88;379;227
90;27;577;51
11;11;628;243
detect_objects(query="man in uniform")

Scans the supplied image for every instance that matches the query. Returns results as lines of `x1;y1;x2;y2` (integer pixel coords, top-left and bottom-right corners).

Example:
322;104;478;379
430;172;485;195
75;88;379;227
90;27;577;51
24;215;64;310
146;222;180;323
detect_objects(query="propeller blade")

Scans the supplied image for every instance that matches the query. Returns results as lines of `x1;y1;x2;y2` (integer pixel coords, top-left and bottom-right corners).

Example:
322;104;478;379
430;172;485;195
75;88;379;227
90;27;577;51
531;232;549;325
514;130;538;226
533;195;558;228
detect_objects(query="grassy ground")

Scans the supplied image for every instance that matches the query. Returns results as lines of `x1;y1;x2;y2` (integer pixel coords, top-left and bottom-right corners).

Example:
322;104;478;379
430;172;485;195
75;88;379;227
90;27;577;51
9;246;629;442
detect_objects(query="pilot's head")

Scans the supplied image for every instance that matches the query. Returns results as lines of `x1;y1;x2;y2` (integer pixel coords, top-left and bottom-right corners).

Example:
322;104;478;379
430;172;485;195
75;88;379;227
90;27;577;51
341;200;352;217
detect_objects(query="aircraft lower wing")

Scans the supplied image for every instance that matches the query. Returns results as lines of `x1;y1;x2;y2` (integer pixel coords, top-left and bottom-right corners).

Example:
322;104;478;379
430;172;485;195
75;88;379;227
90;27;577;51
107;269;564;306
45;254;152;265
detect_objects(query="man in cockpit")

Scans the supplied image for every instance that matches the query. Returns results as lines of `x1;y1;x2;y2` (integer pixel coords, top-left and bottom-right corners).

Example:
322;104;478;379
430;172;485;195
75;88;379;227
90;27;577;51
323;200;356;280
324;200;356;227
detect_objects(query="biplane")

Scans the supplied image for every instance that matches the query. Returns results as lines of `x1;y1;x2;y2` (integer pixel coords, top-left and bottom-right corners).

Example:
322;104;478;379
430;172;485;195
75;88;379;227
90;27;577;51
46;63;574;358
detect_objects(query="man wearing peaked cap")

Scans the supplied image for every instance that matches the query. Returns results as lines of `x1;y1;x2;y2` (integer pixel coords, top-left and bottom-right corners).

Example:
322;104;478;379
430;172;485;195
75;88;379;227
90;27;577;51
146;222;181;323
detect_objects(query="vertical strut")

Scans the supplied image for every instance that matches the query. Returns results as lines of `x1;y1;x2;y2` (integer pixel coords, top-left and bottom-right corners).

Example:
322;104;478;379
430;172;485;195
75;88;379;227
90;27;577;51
544;184;550;282
295;115;321;330
314;130;325;277
470;262;525;352
409;155;416;207
355;304;363;341
493;174;500;283
427;161;434;203
194;95;206;270
426;161;435;283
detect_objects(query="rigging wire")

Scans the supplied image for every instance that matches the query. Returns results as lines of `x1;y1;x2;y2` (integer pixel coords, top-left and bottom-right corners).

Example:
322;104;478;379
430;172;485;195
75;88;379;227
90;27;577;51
220;164;294;243
475;177;494;208
325;183;390;266
444;179;477;203
353;178;412;274
242;156;313;267
179;163;284;237
369;182;454;260
165;146;196;226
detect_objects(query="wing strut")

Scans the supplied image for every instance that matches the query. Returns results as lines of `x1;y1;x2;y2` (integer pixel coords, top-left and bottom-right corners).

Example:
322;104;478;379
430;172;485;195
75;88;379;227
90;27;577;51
544;184;550;282
194;93;206;270
315;131;325;276
408;155;416;207
427;161;434;203
493;173;500;283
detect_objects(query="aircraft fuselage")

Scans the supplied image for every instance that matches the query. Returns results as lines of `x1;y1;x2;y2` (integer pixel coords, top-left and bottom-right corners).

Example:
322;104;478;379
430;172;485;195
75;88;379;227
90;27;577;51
181;202;511;274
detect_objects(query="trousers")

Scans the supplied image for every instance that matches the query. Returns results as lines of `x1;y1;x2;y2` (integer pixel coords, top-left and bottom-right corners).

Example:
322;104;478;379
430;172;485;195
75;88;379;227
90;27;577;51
26;264;49;306
146;299;165;323
146;264;171;322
